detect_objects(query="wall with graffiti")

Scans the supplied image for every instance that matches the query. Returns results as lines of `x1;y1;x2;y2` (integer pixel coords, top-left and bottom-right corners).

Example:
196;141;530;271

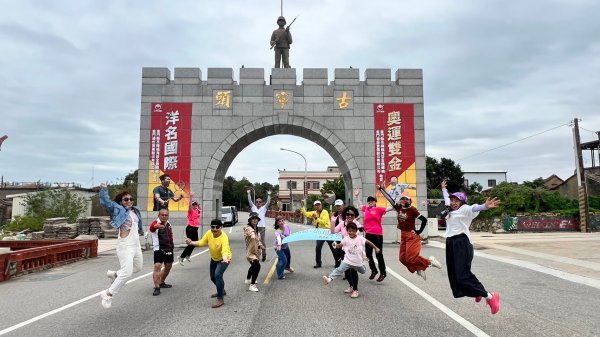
502;216;580;232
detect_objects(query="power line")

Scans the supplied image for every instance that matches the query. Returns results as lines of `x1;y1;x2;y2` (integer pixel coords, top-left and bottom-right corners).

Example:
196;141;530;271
458;122;571;160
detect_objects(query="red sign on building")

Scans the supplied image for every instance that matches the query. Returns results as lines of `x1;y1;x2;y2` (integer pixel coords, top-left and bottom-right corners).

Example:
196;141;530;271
147;103;192;211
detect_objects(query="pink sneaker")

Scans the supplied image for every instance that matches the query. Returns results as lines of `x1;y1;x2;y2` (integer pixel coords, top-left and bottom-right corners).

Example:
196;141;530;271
350;290;359;298
344;286;354;293
475;296;482;303
486;292;500;314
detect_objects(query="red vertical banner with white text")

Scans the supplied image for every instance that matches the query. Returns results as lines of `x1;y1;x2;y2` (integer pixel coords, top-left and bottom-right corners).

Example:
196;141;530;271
147;103;192;211
373;103;417;207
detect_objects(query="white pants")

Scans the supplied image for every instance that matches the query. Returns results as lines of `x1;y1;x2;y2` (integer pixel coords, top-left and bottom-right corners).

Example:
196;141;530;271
109;231;143;295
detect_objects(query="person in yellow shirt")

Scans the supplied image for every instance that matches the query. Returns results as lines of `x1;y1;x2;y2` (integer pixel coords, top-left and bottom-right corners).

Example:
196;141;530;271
186;219;231;308
301;200;335;268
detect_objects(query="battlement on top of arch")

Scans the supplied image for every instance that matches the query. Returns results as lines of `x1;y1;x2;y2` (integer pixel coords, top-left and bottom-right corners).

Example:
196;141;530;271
141;67;423;100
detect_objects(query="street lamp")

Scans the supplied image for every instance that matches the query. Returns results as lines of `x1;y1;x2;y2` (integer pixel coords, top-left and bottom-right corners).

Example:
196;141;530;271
280;148;307;207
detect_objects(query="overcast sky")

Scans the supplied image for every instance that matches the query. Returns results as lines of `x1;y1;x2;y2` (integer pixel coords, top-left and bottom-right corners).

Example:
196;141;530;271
1;0;599;188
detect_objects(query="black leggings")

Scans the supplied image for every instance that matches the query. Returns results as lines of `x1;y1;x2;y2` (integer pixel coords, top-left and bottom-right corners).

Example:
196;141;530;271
180;225;199;259
347;269;360;290
247;259;261;285
365;233;386;276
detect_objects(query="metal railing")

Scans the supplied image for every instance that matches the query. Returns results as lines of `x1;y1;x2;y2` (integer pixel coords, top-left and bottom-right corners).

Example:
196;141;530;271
0;239;98;282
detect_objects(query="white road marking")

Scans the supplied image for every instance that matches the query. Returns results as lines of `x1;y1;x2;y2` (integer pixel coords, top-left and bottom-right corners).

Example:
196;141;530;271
386;268;491;337
0;248;209;336
427;241;600;290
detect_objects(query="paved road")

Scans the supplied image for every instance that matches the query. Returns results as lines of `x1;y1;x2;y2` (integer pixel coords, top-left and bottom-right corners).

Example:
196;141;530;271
1;213;599;337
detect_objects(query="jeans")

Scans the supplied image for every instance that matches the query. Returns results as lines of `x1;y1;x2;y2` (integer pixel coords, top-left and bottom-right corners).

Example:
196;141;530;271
109;231;143;295
210;259;229;300
365;233;386;276
276;249;287;279
328;262;366;290
282;246;291;269
180;225;199;259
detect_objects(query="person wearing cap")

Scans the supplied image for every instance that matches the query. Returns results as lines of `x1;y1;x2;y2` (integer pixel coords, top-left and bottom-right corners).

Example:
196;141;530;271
300;199;335;268
441;180;502;315
354;188;391;282
273;215;293;279
186;219;231;308
247;190;271;262
330;199;346;268
179;192;202;265
244;212;264;291
378;188;441;281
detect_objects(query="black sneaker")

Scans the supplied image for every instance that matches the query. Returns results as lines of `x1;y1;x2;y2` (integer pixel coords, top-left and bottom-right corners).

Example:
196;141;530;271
313;265;322;269
262;255;266;262
159;282;172;288
153;287;160;296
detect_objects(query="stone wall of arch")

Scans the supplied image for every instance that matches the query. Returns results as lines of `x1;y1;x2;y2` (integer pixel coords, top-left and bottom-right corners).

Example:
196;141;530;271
137;67;426;236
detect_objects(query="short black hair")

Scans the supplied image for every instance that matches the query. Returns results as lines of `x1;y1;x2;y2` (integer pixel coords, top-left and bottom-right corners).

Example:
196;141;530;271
346;222;358;231
159;174;171;182
367;196;377;202
342;206;359;220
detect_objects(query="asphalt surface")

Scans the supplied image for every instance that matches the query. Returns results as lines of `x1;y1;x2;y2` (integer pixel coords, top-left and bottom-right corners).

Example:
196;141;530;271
1;213;599;337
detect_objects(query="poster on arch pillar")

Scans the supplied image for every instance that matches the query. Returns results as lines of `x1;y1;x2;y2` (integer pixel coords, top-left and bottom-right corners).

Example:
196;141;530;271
373;103;417;207
147;102;192;212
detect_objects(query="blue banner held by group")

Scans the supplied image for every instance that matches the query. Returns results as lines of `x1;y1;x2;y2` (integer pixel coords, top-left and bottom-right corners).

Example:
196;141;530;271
282;228;342;244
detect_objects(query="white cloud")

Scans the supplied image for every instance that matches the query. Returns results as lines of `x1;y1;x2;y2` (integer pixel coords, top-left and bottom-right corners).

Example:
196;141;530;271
1;0;599;187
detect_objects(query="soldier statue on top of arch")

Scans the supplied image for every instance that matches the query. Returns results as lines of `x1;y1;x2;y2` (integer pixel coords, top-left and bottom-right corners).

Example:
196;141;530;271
270;16;293;68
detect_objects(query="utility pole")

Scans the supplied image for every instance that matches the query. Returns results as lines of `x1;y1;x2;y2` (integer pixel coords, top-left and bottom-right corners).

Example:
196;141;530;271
572;118;591;233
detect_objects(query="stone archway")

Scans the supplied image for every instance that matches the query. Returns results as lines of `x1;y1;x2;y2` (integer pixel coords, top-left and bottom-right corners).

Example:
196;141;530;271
138;67;426;239
203;115;362;225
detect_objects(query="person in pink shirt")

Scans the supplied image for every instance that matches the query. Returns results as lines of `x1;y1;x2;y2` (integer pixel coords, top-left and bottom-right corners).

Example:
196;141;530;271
322;222;380;298
354;188;390;282
331;205;362;293
179;192;202;265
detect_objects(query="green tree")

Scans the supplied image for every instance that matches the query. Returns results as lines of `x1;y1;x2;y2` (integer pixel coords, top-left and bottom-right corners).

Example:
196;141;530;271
522;177;546;189
320;176;345;200
5;189;89;231
468;182;483;194
426;156;464;197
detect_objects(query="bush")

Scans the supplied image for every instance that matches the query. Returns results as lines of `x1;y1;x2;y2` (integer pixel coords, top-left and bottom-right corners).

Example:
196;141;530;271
4;215;44;232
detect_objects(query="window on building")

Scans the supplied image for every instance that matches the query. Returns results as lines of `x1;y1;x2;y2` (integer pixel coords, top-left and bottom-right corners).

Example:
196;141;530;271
488;179;497;187
286;181;297;190
308;181;320;190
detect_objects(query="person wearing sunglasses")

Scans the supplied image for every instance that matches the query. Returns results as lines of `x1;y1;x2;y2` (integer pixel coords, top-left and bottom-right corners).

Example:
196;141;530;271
98;182;144;309
186;219;232;308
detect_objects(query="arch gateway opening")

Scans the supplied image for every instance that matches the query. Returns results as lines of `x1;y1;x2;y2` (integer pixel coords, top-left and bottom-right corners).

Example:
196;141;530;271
137;67;426;238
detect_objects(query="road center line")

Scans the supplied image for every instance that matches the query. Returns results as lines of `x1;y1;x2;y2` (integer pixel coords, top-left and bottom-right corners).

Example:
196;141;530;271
0;248;209;336
386;268;490;337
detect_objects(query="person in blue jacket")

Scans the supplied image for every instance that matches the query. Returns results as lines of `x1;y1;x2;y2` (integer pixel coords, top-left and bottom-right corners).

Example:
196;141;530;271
98;182;144;309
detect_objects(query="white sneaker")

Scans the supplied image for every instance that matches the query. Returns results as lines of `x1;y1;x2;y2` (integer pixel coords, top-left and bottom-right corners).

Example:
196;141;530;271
416;270;427;281
244;278;251;284
100;290;112;309
249;284;259;292
185;257;191;263
322;275;332;285
178;257;184;266
429;256;442;269
106;270;116;282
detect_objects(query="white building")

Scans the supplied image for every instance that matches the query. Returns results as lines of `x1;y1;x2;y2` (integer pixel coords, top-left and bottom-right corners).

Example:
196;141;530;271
463;171;507;190
7;188;96;220
278;166;341;211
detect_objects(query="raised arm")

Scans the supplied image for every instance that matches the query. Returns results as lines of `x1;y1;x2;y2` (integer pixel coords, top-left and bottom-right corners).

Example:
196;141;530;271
353;188;363;208
99;183;117;212
441;180;450;205
377;184;396;206
247;190;256;209
265;190;272;208
472;197;501;212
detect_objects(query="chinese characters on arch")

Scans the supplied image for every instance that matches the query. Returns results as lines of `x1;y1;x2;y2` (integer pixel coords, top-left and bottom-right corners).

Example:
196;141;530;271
373;103;417;206
148;103;192;211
